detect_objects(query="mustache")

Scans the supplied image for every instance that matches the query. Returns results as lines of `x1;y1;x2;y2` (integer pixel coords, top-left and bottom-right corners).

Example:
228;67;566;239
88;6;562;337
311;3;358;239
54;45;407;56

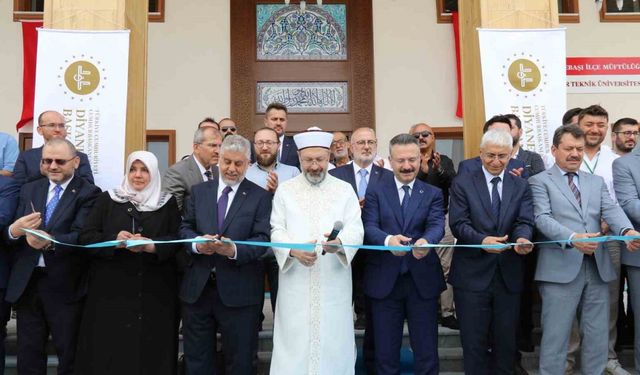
567;156;581;161
400;168;415;173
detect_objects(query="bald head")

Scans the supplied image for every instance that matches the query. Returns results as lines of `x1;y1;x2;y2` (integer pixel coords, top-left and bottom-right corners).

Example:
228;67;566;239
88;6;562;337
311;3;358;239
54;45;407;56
37;111;68;141
409;123;435;153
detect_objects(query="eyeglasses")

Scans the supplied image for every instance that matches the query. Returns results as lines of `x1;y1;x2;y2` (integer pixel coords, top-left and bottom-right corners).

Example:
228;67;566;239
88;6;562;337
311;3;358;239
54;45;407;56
614;131;639;137
354;140;377;146
481;152;510;161
254;140;279;147
331;139;347;147
41;157;76;166
40;123;66;130
301;157;328;166
413;131;432;139
221;127;237;133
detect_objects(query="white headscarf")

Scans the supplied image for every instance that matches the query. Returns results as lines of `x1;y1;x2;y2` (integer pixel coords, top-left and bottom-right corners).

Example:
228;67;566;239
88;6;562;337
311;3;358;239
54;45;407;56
108;151;172;212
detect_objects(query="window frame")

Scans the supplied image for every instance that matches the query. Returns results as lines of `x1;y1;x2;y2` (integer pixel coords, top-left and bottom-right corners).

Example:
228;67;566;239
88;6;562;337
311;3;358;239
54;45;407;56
436;0;580;24
13;0;165;22
600;0;640;22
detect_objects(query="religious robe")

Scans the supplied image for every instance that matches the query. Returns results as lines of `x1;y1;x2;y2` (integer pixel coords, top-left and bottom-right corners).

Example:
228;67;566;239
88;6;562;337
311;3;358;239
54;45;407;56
270;173;364;375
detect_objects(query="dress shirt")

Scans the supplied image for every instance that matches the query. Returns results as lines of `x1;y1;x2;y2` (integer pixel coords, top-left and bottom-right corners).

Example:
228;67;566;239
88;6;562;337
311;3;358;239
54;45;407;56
192;154;213;182
245;161;300;190
0;132;18;172
481;166;505;202
352;162;373;191
580;145;618;203
383;177;417;247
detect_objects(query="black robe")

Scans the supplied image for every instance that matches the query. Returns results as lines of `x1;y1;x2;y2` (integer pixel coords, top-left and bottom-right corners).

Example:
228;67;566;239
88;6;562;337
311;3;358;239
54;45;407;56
76;192;181;375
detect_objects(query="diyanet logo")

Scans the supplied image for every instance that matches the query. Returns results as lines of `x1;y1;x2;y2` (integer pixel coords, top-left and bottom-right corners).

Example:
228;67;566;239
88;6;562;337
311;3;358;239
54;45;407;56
501;53;548;99
59;55;106;102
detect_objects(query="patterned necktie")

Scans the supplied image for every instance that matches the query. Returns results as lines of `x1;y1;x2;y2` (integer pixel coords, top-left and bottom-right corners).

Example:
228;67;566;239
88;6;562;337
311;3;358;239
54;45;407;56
357;169;369;199
567;172;582;207
490;176;501;222
217;186;232;234
45;185;62;226
401;185;411;217
204;170;213;181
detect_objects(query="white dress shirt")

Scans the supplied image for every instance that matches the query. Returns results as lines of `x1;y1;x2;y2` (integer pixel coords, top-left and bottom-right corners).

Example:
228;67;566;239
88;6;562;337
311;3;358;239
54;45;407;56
481;166;505;202
383;177;417;246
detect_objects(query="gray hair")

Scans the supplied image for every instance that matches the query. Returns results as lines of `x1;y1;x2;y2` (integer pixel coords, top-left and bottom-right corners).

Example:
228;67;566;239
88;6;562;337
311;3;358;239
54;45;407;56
480;129;513;150
220;134;251;160
388;133;420;155
43;138;77;157
193;126;222;144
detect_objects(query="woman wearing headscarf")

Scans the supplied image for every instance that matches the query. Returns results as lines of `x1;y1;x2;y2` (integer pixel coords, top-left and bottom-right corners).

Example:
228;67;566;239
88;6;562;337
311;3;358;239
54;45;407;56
76;151;181;375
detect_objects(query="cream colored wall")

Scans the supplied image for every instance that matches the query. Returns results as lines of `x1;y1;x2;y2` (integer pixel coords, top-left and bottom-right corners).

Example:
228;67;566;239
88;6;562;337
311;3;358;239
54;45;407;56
1;0;640;160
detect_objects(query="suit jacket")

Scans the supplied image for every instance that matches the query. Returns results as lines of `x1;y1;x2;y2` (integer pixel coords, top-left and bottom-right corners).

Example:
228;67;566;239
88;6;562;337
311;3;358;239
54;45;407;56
448;169;534;292
457;156;530;179
179;178;272;307
362;174;446;300
613;148;640;267
4;175;101;303
328;163;392;196
530;166;631;283
13;146;94;185
0;176;20;289
516;148;545;177
161;155;218;213
280;135;300;170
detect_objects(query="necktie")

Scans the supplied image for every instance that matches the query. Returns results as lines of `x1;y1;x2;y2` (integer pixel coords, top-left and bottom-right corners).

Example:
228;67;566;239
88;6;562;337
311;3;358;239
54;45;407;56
217;186;232;234
45;185;62;226
400;185;411;274
204;170;213;181
490;177;501;222
357;169;369;199
567;172;582;207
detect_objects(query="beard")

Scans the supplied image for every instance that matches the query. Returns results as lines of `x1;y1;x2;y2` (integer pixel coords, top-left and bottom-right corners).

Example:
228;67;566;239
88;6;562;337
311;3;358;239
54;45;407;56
303;170;326;185
257;152;277;167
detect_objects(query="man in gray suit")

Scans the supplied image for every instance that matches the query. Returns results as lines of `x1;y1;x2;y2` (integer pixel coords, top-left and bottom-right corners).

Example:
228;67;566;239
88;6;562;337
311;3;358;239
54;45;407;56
613;145;640;374
162;127;222;213
530;125;640;375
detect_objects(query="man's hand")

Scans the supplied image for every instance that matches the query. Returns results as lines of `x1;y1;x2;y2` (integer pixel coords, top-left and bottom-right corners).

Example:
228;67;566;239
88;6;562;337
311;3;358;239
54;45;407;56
195;234;219;255
10;212;42;238
375;158;385;168
266;171;279;193
358;198;365;209
482;235;509;253
411;238;430;259
388;234;412;256
571;232;600;255
212;236;236;258
508;167;524;177
600;220;610;235
432;152;442;172
420;154;431;174
26;229;52;250
322;232;342;254
290;240;318;267
513;238;534;255
624;230;640;252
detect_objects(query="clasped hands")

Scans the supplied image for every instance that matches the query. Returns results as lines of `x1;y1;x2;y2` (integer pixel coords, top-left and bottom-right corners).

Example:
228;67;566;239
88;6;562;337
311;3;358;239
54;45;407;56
571;230;640;255
482;235;533;255
388;235;430;260
10;212;51;251
116;231;156;254
290;232;344;267
194;234;236;258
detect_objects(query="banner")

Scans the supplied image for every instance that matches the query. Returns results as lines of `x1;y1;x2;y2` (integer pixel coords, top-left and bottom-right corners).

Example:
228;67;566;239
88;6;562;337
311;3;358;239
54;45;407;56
478;29;566;155
567;57;640;93
16;21;43;130
33;29;130;190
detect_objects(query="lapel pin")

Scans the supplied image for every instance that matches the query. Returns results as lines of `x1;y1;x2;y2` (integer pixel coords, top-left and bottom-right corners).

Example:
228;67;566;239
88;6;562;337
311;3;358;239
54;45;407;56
419;189;424;194
72;189;76;193
242;191;247;196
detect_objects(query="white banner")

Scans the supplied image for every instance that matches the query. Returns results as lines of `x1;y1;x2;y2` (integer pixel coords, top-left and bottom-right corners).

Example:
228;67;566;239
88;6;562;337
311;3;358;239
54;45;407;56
478;29;566;155
34;29;130;190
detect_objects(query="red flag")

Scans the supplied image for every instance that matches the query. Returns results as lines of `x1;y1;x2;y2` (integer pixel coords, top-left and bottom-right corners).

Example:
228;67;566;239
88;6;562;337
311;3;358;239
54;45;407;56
16;21;43;131
452;12;463;118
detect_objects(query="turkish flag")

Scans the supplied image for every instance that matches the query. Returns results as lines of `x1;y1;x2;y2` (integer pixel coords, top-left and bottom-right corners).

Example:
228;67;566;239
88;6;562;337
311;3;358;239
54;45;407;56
452;12;463;118
16;21;43;130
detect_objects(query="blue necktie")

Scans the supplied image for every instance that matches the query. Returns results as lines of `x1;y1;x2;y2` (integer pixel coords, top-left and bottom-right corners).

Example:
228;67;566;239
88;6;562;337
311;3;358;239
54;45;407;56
217;186;232;234
400;185;411;274
45;185;62;226
357;169;369;199
490;177;501;223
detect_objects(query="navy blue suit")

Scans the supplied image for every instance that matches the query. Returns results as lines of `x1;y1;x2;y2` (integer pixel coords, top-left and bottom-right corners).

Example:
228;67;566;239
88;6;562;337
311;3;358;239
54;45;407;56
180;177;271;375
363;173;446;375
5;175;100;375
448;169;534;375
13;146;94;185
0;176;19;375
457;156;529;179
279;135;299;170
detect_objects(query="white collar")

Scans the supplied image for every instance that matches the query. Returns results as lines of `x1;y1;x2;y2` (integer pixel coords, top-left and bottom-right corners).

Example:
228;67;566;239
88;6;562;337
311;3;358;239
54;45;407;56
352;161;373;176
48;176;73;193
192;154;210;176
393;176;415;191
481;166;505;184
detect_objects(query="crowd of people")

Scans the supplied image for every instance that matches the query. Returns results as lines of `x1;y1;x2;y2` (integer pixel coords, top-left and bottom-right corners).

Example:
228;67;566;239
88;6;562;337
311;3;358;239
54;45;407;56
0;102;639;375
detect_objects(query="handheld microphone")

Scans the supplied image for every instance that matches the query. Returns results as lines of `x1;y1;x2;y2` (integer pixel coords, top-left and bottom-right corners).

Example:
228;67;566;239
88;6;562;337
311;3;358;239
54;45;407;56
322;221;344;255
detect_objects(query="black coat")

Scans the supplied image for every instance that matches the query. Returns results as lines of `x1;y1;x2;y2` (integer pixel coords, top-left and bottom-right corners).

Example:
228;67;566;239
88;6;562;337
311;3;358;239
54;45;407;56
76;192;181;375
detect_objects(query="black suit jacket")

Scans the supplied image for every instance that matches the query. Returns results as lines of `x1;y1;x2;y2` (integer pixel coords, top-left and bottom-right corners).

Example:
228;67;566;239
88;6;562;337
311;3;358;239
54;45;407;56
0;177;20;289
516;148;545;177
328;163;392;196
4;175;101;303
13;146;94;185
179;178;272;307
448;169;534;293
279;135;299;170
457;156;529;179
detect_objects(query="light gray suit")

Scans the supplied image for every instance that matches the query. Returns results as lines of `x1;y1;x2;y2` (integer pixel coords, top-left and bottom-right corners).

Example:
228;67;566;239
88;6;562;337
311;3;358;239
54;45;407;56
161;155;218;213
530;165;632;375
613;148;640;371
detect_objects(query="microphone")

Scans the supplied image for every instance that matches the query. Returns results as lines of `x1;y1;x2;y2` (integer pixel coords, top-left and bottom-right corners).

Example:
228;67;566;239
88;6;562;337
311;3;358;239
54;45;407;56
322;221;344;255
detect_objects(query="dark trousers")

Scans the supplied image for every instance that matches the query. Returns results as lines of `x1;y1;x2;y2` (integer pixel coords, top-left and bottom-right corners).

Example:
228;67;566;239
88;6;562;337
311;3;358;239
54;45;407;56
263;254;278;313
182;277;261;375
15;269;82;375
454;271;520;375
370;273;439;375
516;250;537;361
363;295;376;374
353;251;367;316
0;288;10;375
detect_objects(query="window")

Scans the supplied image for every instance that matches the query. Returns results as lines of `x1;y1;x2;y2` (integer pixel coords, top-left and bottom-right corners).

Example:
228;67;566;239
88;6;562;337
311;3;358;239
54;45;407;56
13;0;165;22
436;0;580;24
601;0;640;22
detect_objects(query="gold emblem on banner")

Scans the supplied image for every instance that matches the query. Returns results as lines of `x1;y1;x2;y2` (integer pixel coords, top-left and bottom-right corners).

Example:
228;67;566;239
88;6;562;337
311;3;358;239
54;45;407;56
64;60;100;95
507;59;541;92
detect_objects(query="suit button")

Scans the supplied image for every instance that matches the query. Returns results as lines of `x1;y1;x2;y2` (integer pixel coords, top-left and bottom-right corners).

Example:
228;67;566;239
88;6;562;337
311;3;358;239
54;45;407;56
127;208;132;212
138;227;143;233
138;314;142;320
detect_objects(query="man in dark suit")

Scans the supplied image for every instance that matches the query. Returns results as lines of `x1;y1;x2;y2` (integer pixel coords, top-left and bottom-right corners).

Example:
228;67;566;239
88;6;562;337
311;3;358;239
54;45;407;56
363;133;446;375
263;103;299;170
505;114;545;177
5;138;100;375
180;135;272;375
13;111;94;185
457;115;529;179
0;176;20;375
449;129;535;375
